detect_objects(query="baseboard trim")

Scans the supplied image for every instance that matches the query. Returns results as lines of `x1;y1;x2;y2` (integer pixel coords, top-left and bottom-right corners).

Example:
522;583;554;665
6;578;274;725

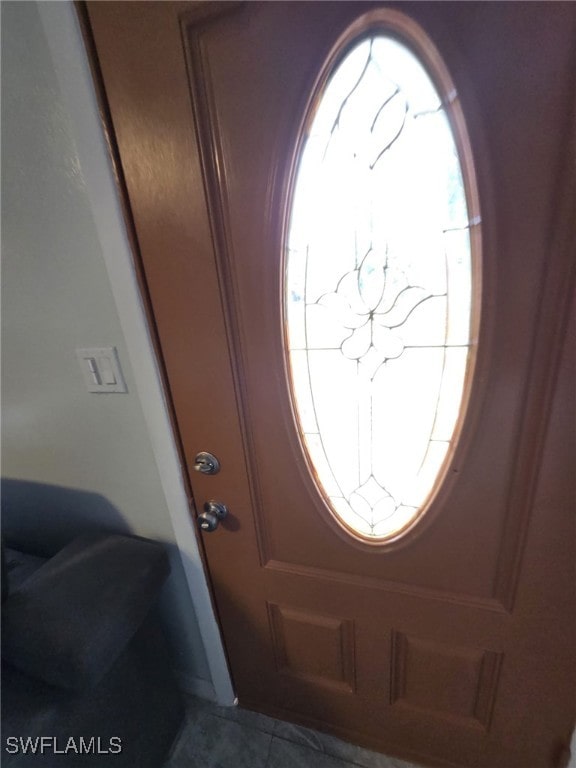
176;671;225;705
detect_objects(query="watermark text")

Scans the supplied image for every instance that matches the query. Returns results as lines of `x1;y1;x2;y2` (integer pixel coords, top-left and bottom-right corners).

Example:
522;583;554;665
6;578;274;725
5;736;122;756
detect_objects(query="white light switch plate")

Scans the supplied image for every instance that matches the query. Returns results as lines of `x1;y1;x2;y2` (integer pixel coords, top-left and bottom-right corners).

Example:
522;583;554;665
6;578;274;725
76;347;127;393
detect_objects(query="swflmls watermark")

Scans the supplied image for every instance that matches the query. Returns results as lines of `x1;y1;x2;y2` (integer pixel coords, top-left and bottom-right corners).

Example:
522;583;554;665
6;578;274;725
5;736;122;756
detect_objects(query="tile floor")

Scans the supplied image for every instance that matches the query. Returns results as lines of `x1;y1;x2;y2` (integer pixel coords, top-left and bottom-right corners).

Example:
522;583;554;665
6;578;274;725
166;695;423;768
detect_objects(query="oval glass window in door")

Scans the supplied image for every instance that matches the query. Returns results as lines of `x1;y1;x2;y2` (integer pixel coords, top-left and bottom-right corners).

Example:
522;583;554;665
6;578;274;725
284;16;481;543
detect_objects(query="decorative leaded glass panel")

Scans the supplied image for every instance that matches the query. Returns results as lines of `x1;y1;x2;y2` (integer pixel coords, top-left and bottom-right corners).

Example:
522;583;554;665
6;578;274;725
285;26;480;542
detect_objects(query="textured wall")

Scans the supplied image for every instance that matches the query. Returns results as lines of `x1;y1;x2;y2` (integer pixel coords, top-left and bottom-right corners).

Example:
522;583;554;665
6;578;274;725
1;0;210;686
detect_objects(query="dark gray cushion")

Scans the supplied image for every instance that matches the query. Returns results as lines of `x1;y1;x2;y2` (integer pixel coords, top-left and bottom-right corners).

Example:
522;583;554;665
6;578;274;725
1;534;169;691
2;614;185;767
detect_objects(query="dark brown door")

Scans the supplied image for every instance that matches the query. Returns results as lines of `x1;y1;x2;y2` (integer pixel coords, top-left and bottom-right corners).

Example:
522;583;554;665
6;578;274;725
85;3;575;767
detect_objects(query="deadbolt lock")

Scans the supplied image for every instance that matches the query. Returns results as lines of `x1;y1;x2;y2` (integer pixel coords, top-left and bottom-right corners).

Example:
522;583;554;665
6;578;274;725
197;501;229;533
193;451;221;475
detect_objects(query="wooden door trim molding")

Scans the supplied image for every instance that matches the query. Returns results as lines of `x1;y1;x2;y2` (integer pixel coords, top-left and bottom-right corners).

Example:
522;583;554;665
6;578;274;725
492;85;576;611
179;1;244;31
179;3;277;569
265;558;509;614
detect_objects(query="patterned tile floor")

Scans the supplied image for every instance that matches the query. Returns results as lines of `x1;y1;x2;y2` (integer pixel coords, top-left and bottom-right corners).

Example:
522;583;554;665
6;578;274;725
165;695;422;768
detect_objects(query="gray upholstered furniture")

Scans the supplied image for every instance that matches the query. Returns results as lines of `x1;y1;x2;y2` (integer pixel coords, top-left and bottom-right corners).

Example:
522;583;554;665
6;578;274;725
1;534;185;767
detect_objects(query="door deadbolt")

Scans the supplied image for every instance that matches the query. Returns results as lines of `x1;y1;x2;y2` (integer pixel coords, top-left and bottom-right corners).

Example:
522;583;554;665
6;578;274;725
197;501;228;533
193;451;221;475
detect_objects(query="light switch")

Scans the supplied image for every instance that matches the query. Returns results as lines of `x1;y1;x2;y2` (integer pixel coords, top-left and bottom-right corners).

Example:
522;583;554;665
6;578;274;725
86;357;100;385
76;347;127;393
99;356;117;386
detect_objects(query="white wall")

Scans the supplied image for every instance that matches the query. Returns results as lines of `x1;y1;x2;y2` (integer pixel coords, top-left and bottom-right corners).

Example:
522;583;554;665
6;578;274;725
1;0;234;704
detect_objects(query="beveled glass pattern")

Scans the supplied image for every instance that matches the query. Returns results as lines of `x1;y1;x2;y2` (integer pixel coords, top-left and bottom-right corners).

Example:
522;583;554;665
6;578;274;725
286;35;477;540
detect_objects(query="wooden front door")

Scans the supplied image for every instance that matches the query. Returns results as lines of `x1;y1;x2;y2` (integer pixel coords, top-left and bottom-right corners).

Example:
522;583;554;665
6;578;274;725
85;3;575;767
